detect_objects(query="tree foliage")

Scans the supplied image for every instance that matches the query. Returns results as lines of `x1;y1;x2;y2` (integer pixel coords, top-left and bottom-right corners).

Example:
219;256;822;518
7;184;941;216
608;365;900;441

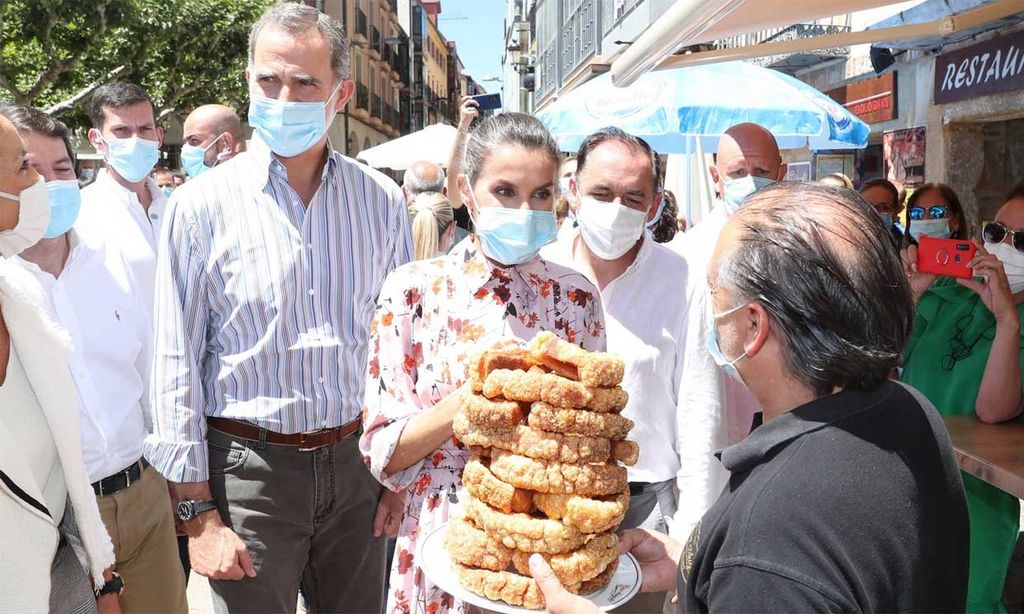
0;0;275;129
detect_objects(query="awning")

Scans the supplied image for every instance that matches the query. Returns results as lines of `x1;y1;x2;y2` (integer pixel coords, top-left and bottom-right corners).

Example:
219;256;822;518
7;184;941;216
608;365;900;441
867;0;1024;50
609;0;1024;86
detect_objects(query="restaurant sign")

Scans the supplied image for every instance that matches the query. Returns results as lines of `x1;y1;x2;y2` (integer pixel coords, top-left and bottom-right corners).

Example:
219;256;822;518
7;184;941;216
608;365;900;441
934;29;1024;105
827;72;897;124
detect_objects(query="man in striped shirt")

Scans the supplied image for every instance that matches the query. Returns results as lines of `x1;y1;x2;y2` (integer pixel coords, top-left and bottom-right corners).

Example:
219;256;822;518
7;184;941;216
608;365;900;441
145;5;413;612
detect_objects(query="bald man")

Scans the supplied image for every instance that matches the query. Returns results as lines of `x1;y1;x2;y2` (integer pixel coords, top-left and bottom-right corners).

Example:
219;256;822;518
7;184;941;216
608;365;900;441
401;160;445;203
669;123;786;468
180;104;246;178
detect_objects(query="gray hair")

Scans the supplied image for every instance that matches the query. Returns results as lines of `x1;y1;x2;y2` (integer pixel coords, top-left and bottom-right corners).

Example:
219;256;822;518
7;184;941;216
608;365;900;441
463;113;560;186
716;181;913;397
248;3;351;82
403;163;446;196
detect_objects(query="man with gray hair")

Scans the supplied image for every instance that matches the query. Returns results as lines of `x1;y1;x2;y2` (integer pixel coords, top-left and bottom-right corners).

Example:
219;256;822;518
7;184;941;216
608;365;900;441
401;159;445;203
146;4;412;612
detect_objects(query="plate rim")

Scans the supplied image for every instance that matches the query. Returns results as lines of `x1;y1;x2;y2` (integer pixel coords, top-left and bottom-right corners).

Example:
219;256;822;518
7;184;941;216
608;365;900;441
415;522;643;613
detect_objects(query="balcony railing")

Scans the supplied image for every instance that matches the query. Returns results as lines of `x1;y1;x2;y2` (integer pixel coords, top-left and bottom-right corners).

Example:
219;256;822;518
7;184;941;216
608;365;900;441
371;93;383;121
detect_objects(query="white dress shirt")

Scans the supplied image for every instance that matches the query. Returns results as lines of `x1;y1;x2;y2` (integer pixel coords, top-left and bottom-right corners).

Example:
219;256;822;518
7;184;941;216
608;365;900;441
668;205;762;447
543;230;728;541
13;230;151;483
79;169;168;313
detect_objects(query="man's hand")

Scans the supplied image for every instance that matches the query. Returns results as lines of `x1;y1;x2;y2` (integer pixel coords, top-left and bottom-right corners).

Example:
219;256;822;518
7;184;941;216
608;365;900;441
373;488;406;538
96;593;121;614
619;528;684;594
529;554;601;614
457;96;480;131
186;512;256;581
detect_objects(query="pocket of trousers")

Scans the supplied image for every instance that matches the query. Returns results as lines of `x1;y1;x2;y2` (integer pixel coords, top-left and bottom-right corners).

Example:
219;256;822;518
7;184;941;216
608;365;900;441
207;434;251;475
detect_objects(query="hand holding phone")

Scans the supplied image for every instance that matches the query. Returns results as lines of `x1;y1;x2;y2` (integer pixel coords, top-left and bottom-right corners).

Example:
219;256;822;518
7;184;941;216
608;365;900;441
916;236;977;279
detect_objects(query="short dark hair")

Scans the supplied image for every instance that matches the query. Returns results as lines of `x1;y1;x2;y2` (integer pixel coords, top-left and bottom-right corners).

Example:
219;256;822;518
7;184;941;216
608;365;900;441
0;103;77;168
90;82;155;130
859;178;899;206
651;189;678;243
906;183;967;240
718;182;913;396
575;127;661;193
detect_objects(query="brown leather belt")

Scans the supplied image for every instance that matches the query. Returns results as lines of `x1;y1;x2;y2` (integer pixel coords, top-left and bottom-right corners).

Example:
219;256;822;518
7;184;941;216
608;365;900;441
207;417;361;451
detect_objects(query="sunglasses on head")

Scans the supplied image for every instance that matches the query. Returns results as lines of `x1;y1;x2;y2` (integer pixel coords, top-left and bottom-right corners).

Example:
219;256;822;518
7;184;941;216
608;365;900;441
908;205;948;221
983;221;1024;253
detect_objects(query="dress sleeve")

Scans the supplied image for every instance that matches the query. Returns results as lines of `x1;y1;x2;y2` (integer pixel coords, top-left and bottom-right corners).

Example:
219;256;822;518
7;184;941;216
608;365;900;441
359;269;429;492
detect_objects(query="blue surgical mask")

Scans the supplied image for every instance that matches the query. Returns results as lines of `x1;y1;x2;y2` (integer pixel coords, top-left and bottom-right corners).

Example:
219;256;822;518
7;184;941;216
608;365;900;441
910;218;951;241
469;191;557;265
723;175;776;215
880;216;894;231
42;180;81;239
248;82;342;158
181;133;225;178
159;186;175;198
706;301;748;386
101;135;160;183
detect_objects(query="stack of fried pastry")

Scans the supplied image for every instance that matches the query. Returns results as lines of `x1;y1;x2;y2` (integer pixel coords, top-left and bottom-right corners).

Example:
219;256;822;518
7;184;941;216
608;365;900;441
445;332;638;610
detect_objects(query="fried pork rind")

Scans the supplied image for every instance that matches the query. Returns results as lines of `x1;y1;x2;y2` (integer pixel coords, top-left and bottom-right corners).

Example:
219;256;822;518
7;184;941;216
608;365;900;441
586;386;629;413
444;516;513;571
455;412;615;464
528;402;634;440
482;368;545;402
461;456;533;514
532;490;630;534
510;533;619;587
487;450;628;496
453;564;579;609
462;393;526;429
579;553;618;594
612;440;640;466
463;495;586;553
528;331;625;387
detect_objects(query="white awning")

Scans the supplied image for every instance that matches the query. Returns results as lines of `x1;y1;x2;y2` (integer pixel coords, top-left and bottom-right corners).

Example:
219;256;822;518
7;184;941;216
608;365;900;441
609;0;1024;86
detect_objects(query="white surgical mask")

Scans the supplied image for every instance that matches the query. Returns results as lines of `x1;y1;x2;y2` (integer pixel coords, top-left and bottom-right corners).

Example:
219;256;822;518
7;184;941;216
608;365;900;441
0;178;51;258
575;196;647;260
985;241;1024;294
910;218;951;241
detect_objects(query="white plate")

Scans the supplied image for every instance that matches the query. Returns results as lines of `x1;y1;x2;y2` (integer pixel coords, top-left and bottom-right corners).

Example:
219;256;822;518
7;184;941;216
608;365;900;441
417;523;642;613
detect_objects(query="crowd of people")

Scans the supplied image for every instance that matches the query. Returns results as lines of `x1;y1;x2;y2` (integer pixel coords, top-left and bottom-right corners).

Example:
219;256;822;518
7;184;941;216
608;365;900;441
2;3;1024;614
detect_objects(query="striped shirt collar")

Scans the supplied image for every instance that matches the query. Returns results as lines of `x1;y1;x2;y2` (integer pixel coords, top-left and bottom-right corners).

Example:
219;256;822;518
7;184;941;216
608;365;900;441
247;133;340;189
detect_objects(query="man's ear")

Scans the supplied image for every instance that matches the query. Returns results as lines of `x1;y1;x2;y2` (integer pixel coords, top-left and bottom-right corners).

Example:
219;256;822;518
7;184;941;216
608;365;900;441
335;80;356;113
743;302;772;358
646;192;664;224
156;126;165;147
777;164;788;181
88;128;102;149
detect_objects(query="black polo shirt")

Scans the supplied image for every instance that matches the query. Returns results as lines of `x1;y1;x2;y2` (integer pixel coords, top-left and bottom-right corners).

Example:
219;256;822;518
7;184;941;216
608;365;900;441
678;380;969;613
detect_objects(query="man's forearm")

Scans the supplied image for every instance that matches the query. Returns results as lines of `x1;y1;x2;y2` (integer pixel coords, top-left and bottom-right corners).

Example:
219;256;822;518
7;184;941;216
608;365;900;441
170;481;225;537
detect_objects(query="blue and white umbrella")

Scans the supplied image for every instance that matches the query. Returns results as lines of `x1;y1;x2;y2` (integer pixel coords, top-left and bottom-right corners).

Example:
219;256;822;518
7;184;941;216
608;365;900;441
537;61;869;153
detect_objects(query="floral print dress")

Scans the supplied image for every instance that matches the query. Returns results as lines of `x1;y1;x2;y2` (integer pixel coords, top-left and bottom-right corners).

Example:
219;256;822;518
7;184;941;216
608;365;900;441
360;238;606;614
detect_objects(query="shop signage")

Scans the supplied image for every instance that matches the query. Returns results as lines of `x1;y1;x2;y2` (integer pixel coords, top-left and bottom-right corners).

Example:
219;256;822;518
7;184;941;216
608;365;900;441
883;127;926;188
827;72;897;124
934;29;1024;104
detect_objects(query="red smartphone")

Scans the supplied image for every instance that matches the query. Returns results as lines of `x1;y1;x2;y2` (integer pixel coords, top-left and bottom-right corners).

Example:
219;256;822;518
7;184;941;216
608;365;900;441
917;236;977;279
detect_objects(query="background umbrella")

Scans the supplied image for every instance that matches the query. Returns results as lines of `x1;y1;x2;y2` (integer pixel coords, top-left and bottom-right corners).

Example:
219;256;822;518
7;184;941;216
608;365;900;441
358;123;458;170
536;61;870;153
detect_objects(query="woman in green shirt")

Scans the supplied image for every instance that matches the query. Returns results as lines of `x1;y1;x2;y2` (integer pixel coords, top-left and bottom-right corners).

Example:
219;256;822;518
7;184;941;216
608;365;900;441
902;182;1024;614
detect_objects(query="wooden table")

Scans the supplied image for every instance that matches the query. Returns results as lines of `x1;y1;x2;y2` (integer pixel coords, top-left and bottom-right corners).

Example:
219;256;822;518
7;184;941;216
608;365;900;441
943;415;1024;499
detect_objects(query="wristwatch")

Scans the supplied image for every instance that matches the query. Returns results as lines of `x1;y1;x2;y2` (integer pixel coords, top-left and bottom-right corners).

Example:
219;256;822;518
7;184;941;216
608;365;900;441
96;571;124;597
175;498;218;522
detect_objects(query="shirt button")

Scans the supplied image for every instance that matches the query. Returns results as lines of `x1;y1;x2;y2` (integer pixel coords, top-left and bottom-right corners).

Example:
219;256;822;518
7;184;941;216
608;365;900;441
318;377;325;384
150;213;159;220
308;289;315;296
307;243;314;249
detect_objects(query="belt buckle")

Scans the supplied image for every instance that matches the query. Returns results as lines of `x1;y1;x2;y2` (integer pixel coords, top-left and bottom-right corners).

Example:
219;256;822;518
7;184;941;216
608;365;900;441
298;430;327;452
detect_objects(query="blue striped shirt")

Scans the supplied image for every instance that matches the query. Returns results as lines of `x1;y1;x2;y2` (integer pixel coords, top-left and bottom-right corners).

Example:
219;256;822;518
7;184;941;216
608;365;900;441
145;138;413;482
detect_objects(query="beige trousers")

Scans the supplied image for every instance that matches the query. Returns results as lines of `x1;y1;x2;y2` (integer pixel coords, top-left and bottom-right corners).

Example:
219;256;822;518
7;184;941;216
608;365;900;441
96;464;187;614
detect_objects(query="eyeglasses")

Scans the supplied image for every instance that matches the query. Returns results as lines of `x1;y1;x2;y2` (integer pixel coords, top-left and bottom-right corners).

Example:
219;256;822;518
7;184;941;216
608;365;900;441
983;221;1024;253
908;206;948;221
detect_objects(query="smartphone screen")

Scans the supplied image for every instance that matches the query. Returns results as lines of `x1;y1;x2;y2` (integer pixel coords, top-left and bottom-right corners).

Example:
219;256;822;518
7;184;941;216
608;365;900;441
470;93;502;111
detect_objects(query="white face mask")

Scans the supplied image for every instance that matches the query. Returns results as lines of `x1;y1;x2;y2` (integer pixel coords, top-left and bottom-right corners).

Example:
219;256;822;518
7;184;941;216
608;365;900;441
575;196;647;260
0;178;50;258
985;241;1024;294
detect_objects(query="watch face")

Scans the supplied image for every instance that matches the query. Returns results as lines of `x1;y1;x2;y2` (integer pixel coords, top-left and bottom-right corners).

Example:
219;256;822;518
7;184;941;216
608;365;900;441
176;500;194;521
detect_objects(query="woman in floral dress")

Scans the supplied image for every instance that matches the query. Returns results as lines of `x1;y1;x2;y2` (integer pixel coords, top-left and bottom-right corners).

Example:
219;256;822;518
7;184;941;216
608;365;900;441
360;113;607;614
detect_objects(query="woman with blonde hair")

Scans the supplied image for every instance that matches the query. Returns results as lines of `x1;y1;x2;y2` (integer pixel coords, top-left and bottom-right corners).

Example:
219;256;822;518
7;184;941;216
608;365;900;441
409;191;455;260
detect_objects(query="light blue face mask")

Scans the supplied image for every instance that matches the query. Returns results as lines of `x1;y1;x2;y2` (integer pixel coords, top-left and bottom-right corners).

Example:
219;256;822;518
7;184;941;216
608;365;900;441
180;133;225;178
469;191;557;266
909;218;951;241
706;301;748;386
42;179;82;239
101;135;160;183
159;186;175;198
248;82;342;158
880;216;894;231
722;175;776;215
